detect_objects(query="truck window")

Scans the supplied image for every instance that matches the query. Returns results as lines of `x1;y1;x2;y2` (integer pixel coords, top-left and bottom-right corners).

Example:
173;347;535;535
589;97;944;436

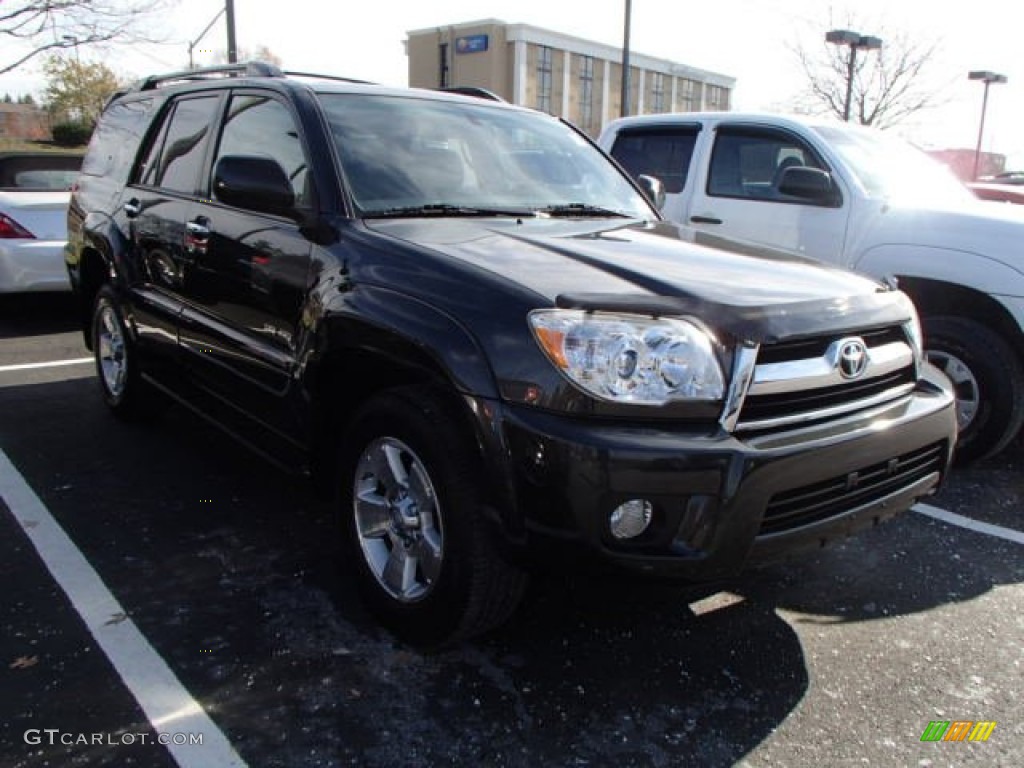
708;127;826;202
610;128;698;194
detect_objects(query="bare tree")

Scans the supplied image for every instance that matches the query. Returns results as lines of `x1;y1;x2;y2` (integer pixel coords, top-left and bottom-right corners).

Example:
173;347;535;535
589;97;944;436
792;18;948;128
1;0;173;76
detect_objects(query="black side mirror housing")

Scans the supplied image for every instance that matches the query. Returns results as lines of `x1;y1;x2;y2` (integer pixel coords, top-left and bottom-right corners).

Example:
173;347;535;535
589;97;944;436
213;155;295;216
636;173;666;210
777;167;840;207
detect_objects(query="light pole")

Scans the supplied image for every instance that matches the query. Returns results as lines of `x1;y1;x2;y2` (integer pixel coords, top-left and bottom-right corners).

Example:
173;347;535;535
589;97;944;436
968;70;1008;180
825;29;882;122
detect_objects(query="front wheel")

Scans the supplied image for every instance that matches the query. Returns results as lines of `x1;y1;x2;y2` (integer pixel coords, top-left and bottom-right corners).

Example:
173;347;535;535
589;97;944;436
338;389;527;646
923;315;1024;463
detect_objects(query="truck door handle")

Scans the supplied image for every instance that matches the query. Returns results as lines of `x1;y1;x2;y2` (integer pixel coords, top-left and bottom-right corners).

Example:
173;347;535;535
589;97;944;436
690;215;722;225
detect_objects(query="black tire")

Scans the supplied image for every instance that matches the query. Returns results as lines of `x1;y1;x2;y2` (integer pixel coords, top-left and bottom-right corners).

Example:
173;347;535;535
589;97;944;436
91;285;161;420
924;315;1024;463
337;389;527;646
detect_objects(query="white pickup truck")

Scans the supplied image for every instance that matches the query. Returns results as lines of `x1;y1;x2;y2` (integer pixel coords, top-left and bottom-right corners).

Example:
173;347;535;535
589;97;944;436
598;112;1024;462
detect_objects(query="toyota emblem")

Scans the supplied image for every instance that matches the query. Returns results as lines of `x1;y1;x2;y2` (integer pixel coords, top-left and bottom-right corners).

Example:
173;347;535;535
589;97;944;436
833;337;869;379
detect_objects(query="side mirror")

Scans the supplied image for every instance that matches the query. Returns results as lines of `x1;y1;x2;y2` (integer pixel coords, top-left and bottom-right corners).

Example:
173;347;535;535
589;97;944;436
777;167;840;206
213;155;295;216
636;174;666;210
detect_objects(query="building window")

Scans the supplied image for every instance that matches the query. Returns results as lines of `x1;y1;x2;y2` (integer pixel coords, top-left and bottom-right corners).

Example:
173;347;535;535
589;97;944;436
439;43;449;88
537;45;553;113
679;79;700;112
651;72;665;113
579;55;594;131
706;84;729;111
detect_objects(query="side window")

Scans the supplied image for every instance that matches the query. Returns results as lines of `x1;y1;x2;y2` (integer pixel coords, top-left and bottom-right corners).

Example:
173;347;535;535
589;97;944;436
213;94;310;208
708;127;826;202
81;97;154;181
610;128;698;194
135;96;220;194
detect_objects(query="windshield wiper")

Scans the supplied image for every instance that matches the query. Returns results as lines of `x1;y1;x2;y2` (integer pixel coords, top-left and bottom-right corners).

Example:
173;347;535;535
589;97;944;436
537;203;634;218
365;204;535;219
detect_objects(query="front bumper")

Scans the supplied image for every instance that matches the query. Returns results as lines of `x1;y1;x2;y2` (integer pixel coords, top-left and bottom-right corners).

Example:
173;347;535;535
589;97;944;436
496;366;956;580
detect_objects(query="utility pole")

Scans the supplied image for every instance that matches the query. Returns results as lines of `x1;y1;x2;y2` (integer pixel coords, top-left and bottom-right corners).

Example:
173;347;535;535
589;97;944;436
225;0;238;63
620;0;632;117
188;8;226;69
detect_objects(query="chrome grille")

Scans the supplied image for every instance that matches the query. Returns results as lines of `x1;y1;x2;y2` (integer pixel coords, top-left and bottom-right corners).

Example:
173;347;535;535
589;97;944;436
735;325;917;432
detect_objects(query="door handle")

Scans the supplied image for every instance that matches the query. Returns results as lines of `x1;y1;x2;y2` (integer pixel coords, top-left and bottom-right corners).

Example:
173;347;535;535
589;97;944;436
690;215;723;225
184;217;211;255
186;219;211;237
123;199;141;218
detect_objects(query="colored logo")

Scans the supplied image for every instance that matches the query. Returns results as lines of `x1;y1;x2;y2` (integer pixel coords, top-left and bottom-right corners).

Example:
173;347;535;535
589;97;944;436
920;720;996;742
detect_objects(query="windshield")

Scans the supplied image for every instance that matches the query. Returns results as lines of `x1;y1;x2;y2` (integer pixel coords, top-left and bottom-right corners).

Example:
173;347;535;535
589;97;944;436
318;93;654;219
812;125;974;205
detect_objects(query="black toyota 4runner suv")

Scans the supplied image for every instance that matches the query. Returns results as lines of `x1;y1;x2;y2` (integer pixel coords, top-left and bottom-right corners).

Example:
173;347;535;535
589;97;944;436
67;62;957;645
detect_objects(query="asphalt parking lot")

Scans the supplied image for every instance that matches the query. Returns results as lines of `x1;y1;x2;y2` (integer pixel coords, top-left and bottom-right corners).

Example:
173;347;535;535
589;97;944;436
2;294;1022;768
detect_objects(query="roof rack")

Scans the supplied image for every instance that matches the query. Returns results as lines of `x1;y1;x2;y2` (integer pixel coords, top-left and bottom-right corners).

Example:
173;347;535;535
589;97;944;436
283;70;374;85
134;61;284;92
435;86;505;102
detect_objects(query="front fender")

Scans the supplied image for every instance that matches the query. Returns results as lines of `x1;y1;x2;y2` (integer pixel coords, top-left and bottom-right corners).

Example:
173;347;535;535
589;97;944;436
854;244;1024;300
304;283;526;537
313;282;500;399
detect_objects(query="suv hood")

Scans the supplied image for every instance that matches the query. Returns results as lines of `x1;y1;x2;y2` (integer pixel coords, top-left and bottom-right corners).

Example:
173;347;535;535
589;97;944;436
367;218;913;342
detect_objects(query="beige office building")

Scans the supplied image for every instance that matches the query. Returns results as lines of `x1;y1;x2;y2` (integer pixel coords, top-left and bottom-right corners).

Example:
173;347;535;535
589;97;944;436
406;19;735;136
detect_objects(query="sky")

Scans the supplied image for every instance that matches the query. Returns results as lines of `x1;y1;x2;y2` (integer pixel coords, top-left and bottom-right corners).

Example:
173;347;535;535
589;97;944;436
3;0;1021;167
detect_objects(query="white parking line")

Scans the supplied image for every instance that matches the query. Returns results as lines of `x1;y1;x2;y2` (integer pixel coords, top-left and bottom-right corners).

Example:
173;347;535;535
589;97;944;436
914;502;1024;546
0;357;93;373
0;449;248;768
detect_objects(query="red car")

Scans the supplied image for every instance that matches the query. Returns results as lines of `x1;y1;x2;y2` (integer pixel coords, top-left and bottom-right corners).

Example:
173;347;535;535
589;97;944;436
967;182;1024;205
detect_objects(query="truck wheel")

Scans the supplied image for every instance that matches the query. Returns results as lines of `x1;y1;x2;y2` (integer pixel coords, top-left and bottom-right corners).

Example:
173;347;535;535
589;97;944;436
924;315;1024;463
338;389;527;646
91;285;161;420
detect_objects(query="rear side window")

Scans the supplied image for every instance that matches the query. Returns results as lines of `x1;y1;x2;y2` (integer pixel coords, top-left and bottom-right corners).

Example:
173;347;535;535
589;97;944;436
609;127;699;194
81;98;154;181
136;95;220;195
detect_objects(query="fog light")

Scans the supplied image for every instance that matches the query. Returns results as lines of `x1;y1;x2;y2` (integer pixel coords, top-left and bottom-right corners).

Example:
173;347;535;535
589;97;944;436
609;499;653;539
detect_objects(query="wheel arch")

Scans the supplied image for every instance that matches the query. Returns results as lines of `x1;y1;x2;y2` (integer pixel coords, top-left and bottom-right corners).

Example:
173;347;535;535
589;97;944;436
896;275;1024;358
77;247;112;350
72;213;128;349
305;301;520;536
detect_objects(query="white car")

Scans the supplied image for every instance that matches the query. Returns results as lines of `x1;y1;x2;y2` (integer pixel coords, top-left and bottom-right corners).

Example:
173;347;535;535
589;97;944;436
0;152;82;293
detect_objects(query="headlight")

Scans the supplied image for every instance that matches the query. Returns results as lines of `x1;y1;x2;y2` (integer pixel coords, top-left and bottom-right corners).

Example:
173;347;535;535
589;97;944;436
529;309;726;404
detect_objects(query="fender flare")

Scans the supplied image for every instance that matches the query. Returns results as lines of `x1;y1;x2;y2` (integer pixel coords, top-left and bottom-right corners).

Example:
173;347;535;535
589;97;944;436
853;243;1024;299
